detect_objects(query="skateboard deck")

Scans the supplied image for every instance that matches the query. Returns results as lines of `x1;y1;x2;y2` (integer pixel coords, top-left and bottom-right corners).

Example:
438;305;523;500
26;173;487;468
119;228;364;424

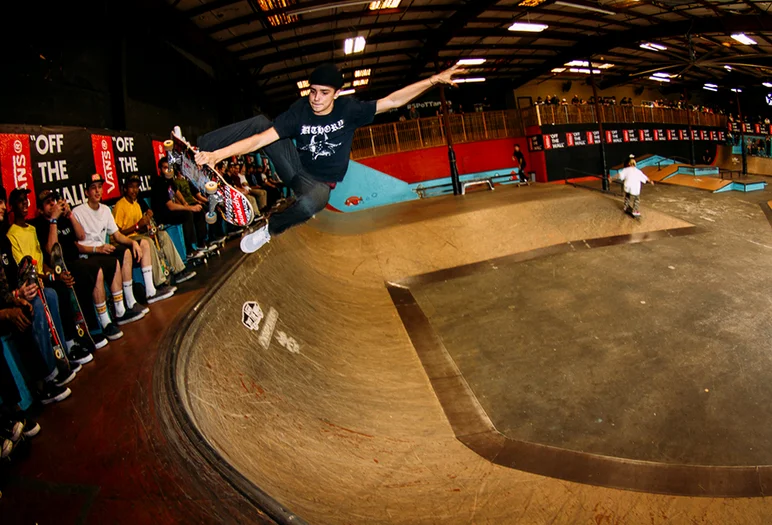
164;131;256;227
50;243;99;351
147;218;172;277
18;256;71;370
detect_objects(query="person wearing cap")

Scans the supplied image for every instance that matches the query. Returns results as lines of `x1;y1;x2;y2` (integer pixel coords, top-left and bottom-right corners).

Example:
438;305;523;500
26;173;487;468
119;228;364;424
70;174;149;325
0;186;74;406
113;175;194;288
183;61;464;253
5;187;95;366
31;189;123;343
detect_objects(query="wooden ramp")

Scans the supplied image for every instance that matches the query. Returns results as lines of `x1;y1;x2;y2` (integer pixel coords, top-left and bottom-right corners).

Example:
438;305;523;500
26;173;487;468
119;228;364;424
661;174;733;192
647;163;682;182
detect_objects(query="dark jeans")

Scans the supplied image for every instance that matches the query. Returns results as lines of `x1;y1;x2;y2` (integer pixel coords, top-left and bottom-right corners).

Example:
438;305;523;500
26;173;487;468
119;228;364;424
155;209;207;251
198;115;331;236
0;348;21;407
0;328;54;406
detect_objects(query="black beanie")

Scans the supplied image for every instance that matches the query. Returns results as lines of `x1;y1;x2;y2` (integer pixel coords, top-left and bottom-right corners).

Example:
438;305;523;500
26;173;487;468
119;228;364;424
309;63;343;90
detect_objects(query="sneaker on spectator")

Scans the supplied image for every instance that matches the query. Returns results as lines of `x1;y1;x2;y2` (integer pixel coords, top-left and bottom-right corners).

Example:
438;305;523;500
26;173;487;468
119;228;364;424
41;382;72;405
173;268;196;284
187;249;207;260
132;302;150;316
68;361;82;374
103;323;123;341
93;334;108;350
68;344;94;365
0;418;23;442
116;306;145;326
21;418;40;438
147;285;175;304
1;438;12;459
54;369;76;387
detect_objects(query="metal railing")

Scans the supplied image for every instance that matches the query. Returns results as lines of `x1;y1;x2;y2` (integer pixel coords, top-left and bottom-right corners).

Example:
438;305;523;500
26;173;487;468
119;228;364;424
350;106;728;160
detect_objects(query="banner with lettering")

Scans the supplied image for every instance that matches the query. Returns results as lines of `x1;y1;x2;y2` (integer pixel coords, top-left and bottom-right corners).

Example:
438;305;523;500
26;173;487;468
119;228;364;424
0;125;165;211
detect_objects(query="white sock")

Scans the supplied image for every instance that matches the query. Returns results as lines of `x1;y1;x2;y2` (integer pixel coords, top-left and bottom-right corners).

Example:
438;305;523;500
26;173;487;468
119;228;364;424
96;301;111;328
112;290;126;318
65;340;74;351
142;267;156;297
123;281;137;309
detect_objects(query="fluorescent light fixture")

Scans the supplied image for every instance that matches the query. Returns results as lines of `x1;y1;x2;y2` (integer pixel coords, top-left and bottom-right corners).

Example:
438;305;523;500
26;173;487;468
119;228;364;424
554;1;616;15
354;68;371;78
551;67;566;73
640;42;667;51
569;68;601;74
649;75;670;82
731;88;742;92
653;72;671;78
565;60;613;68
731;33;757;46
508;22;548;32
457;58;486;66
344;36;366;55
353;78;370;86
705;83;718;88
724;65;733;70
455;77;486;83
339;89;356;96
763;82;772;88
296;80;309;89
703;86;718;92
370;0;401;8
597;63;614;69
300;88;311;96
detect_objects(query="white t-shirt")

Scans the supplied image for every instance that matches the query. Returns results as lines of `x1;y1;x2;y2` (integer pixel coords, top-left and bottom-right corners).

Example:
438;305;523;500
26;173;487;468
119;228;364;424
71;203;119;247
616;166;649;196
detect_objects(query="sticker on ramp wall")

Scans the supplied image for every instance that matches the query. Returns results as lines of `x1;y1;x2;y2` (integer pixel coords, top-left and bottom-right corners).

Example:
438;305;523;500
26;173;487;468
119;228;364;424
242;301;264;331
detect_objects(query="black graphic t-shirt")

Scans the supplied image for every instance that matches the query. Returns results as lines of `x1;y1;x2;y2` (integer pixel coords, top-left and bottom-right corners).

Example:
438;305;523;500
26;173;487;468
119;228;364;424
273;97;377;183
30;216;79;262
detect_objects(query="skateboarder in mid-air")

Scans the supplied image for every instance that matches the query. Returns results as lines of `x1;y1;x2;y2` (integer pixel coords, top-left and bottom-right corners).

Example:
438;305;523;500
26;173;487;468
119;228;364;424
185;62;465;253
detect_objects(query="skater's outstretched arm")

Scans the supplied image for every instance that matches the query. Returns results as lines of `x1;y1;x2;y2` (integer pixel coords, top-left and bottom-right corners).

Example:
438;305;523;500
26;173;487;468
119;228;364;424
376;64;463;115
195;128;280;169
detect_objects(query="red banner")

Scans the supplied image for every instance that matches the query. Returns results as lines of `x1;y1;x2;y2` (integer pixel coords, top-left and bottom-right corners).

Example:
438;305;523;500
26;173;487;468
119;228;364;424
91;134;121;201
0;134;37;217
152;140;168;177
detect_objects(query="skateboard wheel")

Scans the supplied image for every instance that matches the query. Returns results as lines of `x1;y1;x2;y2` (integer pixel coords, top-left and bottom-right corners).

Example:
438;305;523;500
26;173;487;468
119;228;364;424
55;265;62;275
163;139;173;151
163;268;170;276
77;327;85;337
205;181;218;194
205;211;217;224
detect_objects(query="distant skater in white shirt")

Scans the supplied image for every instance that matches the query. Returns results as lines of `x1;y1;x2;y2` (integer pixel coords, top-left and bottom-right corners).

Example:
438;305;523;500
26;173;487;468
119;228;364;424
615;157;653;217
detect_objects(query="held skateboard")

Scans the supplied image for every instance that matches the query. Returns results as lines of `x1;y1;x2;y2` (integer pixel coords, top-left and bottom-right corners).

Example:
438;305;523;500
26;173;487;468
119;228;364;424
164;129;256;228
49;243;98;351
18;256;72;371
147;217;172;277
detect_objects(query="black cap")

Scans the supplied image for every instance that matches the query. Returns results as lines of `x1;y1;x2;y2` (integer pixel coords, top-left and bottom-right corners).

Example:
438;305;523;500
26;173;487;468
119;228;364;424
9;187;31;206
123;174;142;187
88;173;106;187
309;63;343;90
37;189;61;207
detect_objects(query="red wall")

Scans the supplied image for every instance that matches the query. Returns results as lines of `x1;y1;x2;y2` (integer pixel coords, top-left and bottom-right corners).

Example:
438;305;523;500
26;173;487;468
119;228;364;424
358;137;545;184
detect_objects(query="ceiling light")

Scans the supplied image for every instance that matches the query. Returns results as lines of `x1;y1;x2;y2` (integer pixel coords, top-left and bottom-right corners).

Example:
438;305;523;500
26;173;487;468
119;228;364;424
649;76;670;82
653;72;671;78
508;22;548;32
705;83;718;88
640;42;667;51
300;88;311;96
565;60;613;68
731;33;757;46
551;67;566;73
457;58;486;66
724;65;733;70
354;68;371;78
597;63;614;69
344;36;366;55
297;80;309;89
554;1;616;15
763;82;772;88
731;88;742;93
369;0;401;8
518;0;549;6
703;86;718;92
569;68;601;74
455;78;486;83
353;78;370;86
339;89;356;96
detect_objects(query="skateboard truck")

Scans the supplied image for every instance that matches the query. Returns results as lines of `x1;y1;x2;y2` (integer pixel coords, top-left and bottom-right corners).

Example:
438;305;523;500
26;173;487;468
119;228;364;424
204;181;221;225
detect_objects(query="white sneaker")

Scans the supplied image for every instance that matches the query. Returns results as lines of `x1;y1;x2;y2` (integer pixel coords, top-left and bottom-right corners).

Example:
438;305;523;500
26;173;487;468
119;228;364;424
240;224;271;254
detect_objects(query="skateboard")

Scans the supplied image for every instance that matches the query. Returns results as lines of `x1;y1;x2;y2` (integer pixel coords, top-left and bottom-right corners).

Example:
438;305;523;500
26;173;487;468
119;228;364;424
164;129;256;228
18;256;71;371
49;243;98;352
147;217;172;277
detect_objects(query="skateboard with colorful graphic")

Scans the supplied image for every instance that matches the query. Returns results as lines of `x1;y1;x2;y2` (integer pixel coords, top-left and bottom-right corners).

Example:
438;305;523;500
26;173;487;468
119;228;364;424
147;217;172;277
164;128;256;227
50;243;99;351
18;256;72;370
